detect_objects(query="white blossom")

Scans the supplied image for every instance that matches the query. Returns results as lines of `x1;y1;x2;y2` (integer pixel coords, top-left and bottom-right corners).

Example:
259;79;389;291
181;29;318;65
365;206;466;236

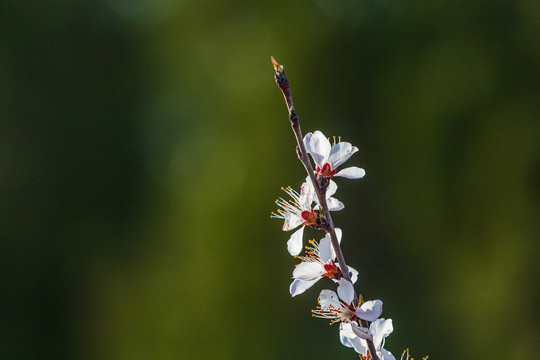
313;289;383;325
340;318;396;360
302;176;344;212
271;179;343;256
290;229;359;297
304;130;366;179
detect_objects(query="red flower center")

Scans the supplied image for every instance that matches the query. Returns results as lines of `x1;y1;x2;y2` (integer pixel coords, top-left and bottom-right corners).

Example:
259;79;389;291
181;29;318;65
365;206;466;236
323;263;340;279
317;163;337;178
301;210;318;226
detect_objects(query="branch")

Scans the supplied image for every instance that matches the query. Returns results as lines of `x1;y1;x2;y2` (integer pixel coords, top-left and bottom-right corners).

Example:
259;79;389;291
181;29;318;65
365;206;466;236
271;57;380;360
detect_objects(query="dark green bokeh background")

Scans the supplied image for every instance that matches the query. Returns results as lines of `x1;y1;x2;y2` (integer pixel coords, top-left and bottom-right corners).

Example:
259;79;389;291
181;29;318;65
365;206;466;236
1;0;539;359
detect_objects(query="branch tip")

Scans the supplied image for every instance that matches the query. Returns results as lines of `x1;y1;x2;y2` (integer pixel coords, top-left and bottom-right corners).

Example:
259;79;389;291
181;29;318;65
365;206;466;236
271;56;283;72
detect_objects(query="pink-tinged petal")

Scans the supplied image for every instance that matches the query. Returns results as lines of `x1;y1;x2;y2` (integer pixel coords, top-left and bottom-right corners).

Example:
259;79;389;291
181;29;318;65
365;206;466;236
318;235;333;263
350;322;373;341
287;227;304;256
290;278;320;297
378;348;396;360
340;323;369;355
282;213;304;231
370;318;393;350
337;279;355;305
304;131;331;168
355;299;383;322
326;197;344;211
326;180;338;197
293;262;325;280
328;142;359;169
335;166;366;179
318;289;341;310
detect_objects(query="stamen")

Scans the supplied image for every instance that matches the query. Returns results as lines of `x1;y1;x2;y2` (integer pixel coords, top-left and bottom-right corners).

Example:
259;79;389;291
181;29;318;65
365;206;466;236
312;294;358;324
296;239;323;263
401;349;428;360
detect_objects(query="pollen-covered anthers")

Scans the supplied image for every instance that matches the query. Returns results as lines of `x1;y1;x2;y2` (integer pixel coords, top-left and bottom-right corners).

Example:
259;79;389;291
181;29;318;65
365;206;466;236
296;239;321;261
401;349;429;360
312;295;358;324
270;186;326;229
271;186;308;219
296;239;344;280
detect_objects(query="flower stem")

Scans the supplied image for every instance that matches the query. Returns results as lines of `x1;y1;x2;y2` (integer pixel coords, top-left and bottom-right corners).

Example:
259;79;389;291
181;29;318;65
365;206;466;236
271;57;380;360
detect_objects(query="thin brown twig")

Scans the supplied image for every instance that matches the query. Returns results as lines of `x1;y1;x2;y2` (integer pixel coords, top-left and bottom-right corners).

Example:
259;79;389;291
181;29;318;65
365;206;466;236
271;57;380;360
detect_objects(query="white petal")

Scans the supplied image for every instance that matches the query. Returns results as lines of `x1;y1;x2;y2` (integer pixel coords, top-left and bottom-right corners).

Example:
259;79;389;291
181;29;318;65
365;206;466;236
339;323;355;343
348;266;359;284
355;299;383;322
328;228;342;260
370;318;393;350
350;322;373;341
337;279;355;305
378;348;396;360
326;180;338;197
318;289;341;310
328;142;359;169
335;166;366;179
300;180;315;208
282;214;304;231
326;197;344;211
340;323;369;355
318;235;333;263
287;227;304;256
292;262;325;280
339;322;355;338
289;278;320;297
335;228;343;243
304;131;331;169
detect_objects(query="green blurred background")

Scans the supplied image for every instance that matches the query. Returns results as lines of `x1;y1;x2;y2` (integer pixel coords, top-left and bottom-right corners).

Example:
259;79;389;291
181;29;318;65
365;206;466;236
1;0;539;359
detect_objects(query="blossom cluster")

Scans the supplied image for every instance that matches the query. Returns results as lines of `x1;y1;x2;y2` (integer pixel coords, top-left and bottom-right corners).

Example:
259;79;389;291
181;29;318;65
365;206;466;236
271;130;397;360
